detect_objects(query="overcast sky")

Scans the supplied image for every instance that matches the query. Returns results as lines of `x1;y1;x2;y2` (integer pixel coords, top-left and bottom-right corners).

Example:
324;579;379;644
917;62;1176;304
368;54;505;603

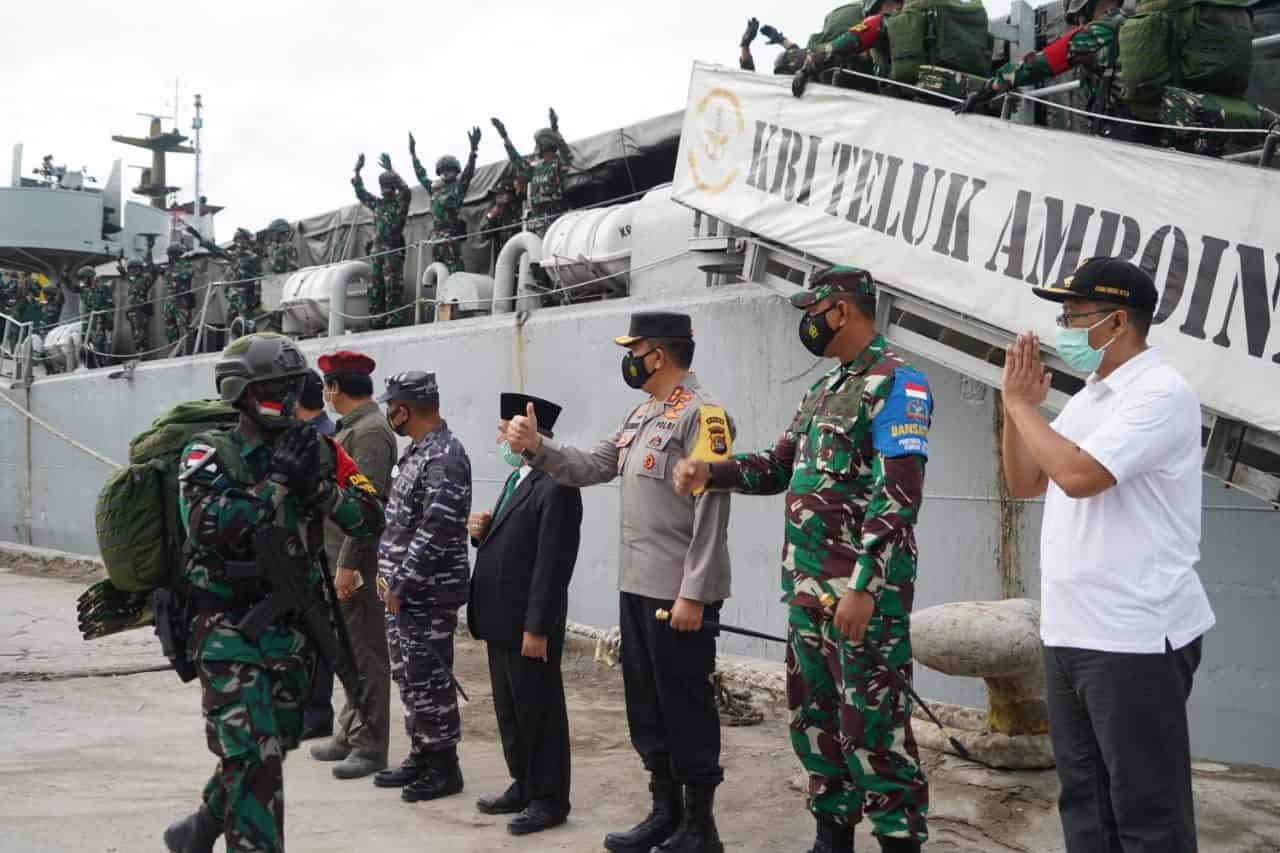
3;0;1013;236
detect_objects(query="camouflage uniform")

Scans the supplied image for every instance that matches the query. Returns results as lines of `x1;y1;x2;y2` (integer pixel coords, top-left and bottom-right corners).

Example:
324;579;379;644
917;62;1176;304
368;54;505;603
1160;87;1280;156
178;422;383;851
707;333;933;843
981;9;1127;115
40;275;65;333
803;13;894;82
352;170;412;329
411;148;479;274
378;420;472;754
196;233;264;333
477;180;524;254
163;254;197;347
74;271;116;362
267;240;299;275
117;257;158;354
498;121;571;239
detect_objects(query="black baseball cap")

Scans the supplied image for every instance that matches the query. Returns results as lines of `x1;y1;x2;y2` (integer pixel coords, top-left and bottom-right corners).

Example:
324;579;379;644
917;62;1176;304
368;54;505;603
614;312;693;346
500;393;561;438
1032;257;1158;313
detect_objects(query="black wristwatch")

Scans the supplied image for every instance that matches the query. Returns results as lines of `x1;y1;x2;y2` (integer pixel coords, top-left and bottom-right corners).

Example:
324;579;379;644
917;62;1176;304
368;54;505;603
521;447;537;462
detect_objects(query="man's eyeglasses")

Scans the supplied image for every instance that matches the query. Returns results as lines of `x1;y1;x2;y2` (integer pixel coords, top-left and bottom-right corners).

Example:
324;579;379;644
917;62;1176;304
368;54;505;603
1055;309;1114;328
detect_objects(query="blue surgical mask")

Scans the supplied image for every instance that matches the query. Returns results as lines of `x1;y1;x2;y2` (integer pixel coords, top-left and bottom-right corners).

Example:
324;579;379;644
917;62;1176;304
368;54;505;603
500;440;523;468
1055;313;1118;373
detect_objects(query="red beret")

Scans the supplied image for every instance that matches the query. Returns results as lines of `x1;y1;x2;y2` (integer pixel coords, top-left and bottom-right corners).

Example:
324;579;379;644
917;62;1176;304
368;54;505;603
318;350;376;376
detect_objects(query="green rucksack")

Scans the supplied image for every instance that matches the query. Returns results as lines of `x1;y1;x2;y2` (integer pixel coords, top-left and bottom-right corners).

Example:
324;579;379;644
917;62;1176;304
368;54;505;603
1119;0;1255;118
94;400;242;593
885;0;993;86
808;3;867;47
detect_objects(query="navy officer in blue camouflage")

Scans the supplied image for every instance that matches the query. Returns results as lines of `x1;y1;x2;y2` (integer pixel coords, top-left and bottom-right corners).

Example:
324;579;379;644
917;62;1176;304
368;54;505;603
372;371;473;804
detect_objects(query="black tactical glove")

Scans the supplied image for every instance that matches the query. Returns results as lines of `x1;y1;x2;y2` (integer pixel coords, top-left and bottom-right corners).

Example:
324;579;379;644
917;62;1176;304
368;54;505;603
491;117;508;138
269;423;321;499
760;24;785;45
954;87;992;116
378;153;393;171
468;126;482;150
792;68;814;98
741;17;760;48
408;132;417;155
354;153;365;173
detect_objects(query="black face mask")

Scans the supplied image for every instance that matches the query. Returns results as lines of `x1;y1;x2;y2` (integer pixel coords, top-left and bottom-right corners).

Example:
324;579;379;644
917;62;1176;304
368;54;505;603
621;348;658;390
244;378;303;434
798;306;841;357
385;404;409;436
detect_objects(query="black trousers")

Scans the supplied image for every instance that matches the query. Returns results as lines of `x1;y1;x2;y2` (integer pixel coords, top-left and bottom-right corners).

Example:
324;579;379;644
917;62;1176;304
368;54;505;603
619;592;723;787
1045;638;1204;853
304;656;335;731
487;634;571;812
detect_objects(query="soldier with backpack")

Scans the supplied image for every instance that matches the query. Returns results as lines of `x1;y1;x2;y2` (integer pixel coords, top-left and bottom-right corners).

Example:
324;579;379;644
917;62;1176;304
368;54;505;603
955;0;1127;127
162;332;384;853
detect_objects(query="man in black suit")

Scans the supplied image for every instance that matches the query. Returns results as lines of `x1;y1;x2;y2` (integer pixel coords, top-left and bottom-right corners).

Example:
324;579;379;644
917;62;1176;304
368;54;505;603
467;392;583;836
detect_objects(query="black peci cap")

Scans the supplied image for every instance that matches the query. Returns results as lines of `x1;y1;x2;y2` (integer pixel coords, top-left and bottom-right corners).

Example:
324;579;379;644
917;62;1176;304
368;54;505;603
1033;257;1158;313
500;393;562;438
614;311;693;347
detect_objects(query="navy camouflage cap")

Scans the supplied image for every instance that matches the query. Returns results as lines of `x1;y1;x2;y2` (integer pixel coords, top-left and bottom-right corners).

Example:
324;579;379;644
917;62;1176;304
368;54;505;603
790;265;876;308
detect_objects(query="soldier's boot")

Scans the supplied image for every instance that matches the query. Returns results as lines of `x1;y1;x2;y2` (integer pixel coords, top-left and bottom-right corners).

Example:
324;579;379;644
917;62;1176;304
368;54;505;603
875;837;921;853
655;784;723;853
808;818;854;853
402;747;464;802
602;771;683;853
373;750;428;788
162;803;221;853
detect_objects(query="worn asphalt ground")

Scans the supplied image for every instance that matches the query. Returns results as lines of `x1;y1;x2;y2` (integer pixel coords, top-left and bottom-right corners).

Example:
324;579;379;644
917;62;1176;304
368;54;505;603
3;565;1279;852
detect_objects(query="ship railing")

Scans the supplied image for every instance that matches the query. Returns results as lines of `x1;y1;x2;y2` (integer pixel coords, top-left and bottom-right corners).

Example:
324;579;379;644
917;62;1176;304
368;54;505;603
0;311;34;385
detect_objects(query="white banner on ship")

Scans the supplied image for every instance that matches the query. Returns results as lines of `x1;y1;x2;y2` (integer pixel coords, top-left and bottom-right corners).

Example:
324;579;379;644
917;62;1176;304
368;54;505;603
672;62;1280;434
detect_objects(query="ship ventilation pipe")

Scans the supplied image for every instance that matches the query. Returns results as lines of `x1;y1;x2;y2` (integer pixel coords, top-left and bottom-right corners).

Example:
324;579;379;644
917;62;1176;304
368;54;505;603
417;262;451;325
493;232;543;315
319;261;375;338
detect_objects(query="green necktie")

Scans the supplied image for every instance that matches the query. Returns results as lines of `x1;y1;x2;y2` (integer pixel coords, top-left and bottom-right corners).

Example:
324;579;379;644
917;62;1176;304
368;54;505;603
494;470;521;516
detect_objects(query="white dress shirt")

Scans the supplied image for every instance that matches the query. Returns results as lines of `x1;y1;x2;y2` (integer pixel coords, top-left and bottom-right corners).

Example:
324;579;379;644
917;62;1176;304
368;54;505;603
1039;347;1216;654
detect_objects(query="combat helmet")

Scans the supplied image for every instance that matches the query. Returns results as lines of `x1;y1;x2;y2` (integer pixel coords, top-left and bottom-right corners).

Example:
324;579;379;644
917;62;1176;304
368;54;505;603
435;155;461;176
268;218;292;235
1065;0;1095;21
533;128;561;152
378;170;398;190
76;266;95;281
233;227;254;244
165;242;184;259
214;332;309;430
864;0;885;16
775;46;808;75
125;258;143;273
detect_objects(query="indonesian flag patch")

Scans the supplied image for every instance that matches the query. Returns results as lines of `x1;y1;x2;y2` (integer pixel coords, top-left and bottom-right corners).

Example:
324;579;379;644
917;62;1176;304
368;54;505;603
184;443;218;473
904;382;929;400
257;399;284;418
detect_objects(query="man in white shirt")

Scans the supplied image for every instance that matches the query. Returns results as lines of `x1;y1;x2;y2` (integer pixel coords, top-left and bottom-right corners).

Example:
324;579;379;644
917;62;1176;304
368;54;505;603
1000;256;1214;853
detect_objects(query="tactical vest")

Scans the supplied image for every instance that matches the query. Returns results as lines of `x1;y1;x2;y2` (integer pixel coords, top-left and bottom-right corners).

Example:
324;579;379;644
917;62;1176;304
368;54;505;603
885;0;993;85
1119;0;1255;119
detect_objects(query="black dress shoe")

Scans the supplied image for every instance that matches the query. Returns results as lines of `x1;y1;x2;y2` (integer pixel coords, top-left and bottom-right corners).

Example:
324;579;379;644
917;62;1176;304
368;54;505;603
508;802;569;836
477;782;527;815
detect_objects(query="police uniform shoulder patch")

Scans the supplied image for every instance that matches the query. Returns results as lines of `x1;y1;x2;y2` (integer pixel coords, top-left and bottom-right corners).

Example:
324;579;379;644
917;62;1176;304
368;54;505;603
691;405;733;461
871;367;932;459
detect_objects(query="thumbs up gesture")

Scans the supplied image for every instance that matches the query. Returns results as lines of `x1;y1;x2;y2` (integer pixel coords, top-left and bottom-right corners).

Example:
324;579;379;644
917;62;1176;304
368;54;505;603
504;401;541;456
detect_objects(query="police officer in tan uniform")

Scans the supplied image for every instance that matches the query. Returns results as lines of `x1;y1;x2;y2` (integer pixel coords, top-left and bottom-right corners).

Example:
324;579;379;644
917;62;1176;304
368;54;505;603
504;311;733;853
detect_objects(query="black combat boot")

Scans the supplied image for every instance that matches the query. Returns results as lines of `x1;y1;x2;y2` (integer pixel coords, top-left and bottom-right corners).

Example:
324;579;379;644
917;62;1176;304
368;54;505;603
603;771;683;852
808;817;854;853
374;750;428;788
402;747;465;802
162;803;222;853
876;836;921;853
655;784;724;853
